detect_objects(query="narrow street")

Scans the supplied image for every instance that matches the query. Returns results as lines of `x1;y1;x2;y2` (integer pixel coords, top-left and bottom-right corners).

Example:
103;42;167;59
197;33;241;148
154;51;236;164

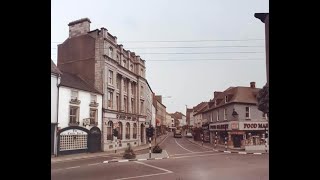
51;134;269;180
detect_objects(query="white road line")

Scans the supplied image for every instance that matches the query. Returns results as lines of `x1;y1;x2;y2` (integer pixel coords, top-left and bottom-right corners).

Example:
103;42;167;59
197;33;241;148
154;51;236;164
238;152;247;154
112;172;172;180
173;152;226;159
164;150;169;158
253;153;262;155
172;150;213;156
118;160;129;162
88;163;100;166
174;139;194;153
159;135;169;145
137;159;147;161
135;161;173;173
224;151;231;153
103;161;109;163
65;166;80;170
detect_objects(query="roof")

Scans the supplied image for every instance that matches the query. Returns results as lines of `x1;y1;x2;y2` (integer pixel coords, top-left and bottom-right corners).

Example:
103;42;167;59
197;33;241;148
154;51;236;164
203;86;261;113
68;18;91;26
51;60;62;75
193;102;209;116
59;72;102;94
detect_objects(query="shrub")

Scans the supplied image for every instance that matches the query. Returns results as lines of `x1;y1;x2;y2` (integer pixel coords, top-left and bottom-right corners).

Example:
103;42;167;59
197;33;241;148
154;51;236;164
123;144;136;159
152;144;162;153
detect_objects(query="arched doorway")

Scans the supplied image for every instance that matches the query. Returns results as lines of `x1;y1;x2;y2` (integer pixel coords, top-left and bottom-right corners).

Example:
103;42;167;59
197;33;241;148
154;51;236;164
140;124;145;143
88;127;102;153
57;126;90;155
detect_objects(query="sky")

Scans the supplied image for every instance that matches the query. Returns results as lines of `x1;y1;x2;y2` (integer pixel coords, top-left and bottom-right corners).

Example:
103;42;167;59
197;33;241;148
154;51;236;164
51;0;269;114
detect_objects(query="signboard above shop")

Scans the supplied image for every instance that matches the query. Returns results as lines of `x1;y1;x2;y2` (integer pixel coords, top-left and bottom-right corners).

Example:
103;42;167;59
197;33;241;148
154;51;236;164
209;121;268;131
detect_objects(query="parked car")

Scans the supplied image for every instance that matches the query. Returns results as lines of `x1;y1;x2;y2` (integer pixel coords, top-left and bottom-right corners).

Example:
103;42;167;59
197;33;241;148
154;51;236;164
174;130;182;138
186;132;193;138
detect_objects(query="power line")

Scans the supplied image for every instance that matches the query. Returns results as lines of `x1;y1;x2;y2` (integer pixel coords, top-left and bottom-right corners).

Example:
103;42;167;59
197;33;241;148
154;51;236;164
138;52;264;54
51;45;264;50
51;38;264;44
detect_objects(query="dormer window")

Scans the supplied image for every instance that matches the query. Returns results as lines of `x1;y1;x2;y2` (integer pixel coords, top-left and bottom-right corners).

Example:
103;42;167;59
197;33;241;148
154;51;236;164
109;47;113;58
123;60;127;68
130;64;134;71
225;95;229;103
71;90;78;100
91;94;97;103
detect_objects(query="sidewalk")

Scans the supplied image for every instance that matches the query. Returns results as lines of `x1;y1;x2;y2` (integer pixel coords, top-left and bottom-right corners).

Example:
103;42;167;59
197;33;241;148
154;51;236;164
186;138;268;154
51;134;168;163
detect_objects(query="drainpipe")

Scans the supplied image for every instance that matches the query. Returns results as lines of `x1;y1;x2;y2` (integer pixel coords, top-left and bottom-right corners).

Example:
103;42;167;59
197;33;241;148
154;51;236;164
54;74;61;156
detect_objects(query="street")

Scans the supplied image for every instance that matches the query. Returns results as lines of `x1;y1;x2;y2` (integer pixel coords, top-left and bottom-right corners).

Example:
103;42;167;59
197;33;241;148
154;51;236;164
51;134;269;180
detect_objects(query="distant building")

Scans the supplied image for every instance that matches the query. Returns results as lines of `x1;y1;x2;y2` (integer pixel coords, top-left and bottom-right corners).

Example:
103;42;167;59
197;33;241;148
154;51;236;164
202;82;268;151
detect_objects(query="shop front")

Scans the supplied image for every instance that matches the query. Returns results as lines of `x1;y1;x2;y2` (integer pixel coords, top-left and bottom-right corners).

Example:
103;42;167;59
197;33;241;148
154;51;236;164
209;121;268;149
202;123;210;142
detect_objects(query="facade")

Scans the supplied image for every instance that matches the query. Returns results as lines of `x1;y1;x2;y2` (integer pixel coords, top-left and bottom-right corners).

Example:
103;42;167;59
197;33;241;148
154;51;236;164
57;72;103;155
57;18;152;151
170;112;186;128
51;60;62;156
155;95;166;135
145;81;153;127
202;82;268;150
165;113;175;131
192;102;208;128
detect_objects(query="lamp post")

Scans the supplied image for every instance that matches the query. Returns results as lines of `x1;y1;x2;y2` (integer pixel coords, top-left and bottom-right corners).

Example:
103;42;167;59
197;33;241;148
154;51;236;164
264;126;268;152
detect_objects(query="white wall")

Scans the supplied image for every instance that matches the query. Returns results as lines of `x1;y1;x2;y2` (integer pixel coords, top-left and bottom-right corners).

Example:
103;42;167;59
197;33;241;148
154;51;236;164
190;112;195;126
58;86;103;130
51;74;60;123
181;116;187;126
151;105;156;127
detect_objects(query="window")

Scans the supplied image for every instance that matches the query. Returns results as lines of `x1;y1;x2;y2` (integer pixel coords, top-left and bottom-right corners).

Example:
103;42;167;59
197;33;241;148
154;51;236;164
263;112;267;119
245;107;250;119
131;83;135;95
172;120;174;123
108;70;113;85
141;68;143;76
116;95;120;111
123;60;127;68
69;106;79;124
224;109;227;120
217;111;219;121
109;47;113;58
107;121;113;140
117;122;123;140
91;94;97;103
123;80;127;92
140;86;143;97
71;90;78;100
133;123;137;139
131;98;134;113
126;123;130;139
116;77;120;89
116;54;119;62
108;91;113;109
225;96;229;103
140;100;144;114
124;97;127;112
90;109;97;124
130;64;134;71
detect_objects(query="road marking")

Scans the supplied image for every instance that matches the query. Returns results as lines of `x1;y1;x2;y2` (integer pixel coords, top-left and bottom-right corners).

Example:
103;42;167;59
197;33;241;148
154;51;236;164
173;152;226;159
137;158;147;161
159;135;169;145
88;163;100;166
103;161;109;163
118;160;129;162
112;172;172;180
238;152;247;154
51;155;112;164
164;150;169;158
253;153;262;155
172;150;213;156
65;166;80;170
174;139;194;153
224;151;231;153
135;161;173;173
155;158;162;160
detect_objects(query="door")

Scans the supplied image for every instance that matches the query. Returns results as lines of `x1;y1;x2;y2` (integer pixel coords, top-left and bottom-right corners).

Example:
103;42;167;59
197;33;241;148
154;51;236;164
51;125;55;155
88;127;102;153
233;135;242;148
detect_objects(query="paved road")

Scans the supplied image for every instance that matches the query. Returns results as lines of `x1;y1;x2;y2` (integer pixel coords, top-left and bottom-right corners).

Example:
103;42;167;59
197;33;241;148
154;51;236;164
52;134;269;180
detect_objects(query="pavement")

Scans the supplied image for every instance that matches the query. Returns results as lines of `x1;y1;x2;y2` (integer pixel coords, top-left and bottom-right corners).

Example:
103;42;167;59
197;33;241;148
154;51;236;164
51;134;169;163
185;138;269;154
51;134;269;180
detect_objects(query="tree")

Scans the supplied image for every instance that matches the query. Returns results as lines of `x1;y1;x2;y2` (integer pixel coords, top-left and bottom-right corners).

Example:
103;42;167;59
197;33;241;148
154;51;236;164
257;83;269;117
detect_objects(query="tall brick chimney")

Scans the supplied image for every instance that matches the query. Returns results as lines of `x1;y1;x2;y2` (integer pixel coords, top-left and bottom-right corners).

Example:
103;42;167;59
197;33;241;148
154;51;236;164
68;18;91;38
250;82;256;88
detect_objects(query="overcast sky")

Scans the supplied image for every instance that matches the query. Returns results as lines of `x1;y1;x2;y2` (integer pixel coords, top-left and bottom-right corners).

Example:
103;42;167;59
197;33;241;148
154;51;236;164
51;0;269;114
